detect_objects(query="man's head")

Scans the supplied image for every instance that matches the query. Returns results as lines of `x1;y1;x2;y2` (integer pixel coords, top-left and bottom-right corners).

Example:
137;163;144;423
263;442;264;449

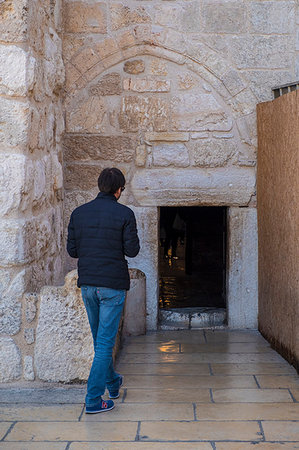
98;168;125;199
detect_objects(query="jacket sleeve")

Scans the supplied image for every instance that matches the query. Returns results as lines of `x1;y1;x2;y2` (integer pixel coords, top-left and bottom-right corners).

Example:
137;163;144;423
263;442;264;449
123;210;140;257
67;213;78;258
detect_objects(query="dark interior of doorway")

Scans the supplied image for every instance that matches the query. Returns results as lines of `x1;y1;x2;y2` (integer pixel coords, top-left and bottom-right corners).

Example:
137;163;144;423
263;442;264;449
159;206;227;309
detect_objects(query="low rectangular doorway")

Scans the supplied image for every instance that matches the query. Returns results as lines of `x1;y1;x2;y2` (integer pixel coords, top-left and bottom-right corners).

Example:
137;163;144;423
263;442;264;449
159;207;227;313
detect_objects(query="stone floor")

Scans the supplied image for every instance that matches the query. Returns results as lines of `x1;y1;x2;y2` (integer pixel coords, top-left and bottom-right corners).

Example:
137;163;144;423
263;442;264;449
0;329;299;449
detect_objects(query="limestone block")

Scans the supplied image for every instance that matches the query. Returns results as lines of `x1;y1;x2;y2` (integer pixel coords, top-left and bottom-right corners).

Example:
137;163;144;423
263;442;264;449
244;70;293;102
178;73;196;90
191;139;237;167
0;220;33;265
72;47;100;72
0;269;25;335
132;167;256;207
123;78;170;93
127;206;159;330
64;2;107;33
179;2;202;33
66;96;116;133
23;355;35;381
110;4;150;31
249;1;295;34
25;293;38;323
0;154;33;216
135;145;147;167
63;135;136;163
34;270;93;382
44;28;65;93
95;37;119;61
89;73;121;96
159;310;190;330
65;163;104;191
123;269;146;337
229;35;292;69
171;93;232;132
0;45;35;96
152;143;190;167
227;207;258;328
24;328;35;345
0;0;28;42
0;337;21;382
124;60;145;74
202;1;246;33
0;98;30;147
222;70;246;97
119;96;169;132
150;60;168;76
145;132;189;142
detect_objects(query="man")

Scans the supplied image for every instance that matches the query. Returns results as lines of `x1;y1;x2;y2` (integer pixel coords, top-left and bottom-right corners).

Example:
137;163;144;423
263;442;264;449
67;168;140;414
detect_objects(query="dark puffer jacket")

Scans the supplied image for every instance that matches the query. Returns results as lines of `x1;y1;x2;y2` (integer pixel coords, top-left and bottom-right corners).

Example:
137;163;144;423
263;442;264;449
67;192;140;290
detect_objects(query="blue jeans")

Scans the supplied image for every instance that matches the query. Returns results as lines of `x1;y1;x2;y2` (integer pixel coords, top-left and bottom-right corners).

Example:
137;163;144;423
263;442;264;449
81;285;126;406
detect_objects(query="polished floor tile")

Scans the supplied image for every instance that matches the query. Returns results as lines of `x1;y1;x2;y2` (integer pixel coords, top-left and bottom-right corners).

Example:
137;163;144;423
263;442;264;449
123;388;211;403
263;421;299;441
212;388;293;403
139;420;262;441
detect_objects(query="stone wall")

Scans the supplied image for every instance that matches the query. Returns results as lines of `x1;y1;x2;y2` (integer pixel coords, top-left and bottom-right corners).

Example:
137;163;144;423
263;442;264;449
257;90;299;371
0;0;65;381
62;0;297;329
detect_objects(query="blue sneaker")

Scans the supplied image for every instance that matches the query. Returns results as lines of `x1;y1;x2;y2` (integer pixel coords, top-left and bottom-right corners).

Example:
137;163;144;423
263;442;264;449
108;375;124;399
85;399;114;414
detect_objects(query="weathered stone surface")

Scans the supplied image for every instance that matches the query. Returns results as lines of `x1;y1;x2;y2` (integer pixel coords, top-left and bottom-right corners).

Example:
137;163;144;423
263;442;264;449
89;73;121;96
249;1;295;34
34;270;93;382
222;70;246;97
110;4;150;31
150;60;168;76
191;139;237;167
230;35;292;69
0;337;21;382
64;2;107;33
0;45;35;96
244;70;293;102
65;164;103;191
25;293;38;323
72;47;100;72
0;98;30;147
0;0;28;42
123;78;170;92
66;96;115;133
119;96;169;132
127;207;159;330
227;207;258;328
145;132;189;142
0;269;24;335
123;269;146;337
24;328;35;345
171;93;232;132
152;143;190;167
202;1;246;33
23;355;35;381
135;144;147;167
123;60;145;74
179;2;202;33
132;167;256;206
178;73;196;90
63;135;136;162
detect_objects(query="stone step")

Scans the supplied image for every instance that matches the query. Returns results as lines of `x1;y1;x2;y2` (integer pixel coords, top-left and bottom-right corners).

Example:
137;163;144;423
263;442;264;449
159;307;226;330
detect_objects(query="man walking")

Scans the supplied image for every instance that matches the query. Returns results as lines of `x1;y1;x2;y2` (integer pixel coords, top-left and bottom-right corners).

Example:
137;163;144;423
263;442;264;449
67;168;140;413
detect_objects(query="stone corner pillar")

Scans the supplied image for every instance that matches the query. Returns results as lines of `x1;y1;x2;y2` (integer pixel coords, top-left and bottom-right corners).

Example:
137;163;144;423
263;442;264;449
227;207;258;329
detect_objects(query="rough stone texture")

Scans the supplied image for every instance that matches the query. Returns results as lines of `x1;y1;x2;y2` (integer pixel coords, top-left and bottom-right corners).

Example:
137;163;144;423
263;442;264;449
0;0;28;42
34;270;94;382
123;78;170;92
191;139;237;167
202;2;246;33
110;4;150;31
0;98;30;148
0;269;25;336
64;2;107;33
123;60;145;74
24;328;35;345
65;163;104;191
25;293;38;323
127;207;158;330
257;91;299;370
0;45;35;96
132;167;256;207
123;269;146;337
63;135;136;162
89;73;121;96
23;355;35;381
0;337;22;382
152;143;190;167
249;1;295;35
227;207;258;329
119;96;169;132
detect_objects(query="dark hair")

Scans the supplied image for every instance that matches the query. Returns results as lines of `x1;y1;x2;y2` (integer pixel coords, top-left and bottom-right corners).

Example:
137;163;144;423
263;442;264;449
97;168;125;194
